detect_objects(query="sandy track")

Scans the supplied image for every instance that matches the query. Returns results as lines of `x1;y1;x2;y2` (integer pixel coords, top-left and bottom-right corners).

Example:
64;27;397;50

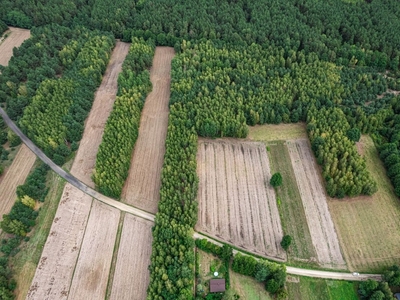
71;41;130;187
196;139;285;260
68;201;120;300
287;139;345;268
27;184;93;300
0;27;30;66
0;145;36;218
122;47;174;214
109;214;153;300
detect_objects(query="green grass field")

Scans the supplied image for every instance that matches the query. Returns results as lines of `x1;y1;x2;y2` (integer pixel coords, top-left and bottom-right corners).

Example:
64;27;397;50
287;276;358;300
10;159;72;300
230;271;273;300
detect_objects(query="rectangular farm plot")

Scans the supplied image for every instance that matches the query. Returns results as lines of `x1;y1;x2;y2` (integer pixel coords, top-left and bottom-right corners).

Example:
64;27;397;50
67;200;120;300
109;214;153;300
287;139;346;268
27;184;93;300
196;139;285;260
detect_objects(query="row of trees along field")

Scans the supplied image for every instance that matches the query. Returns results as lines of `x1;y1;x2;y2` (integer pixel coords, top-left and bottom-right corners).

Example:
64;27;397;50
93;38;154;198
307;106;377;197
0;25;115;165
0;163;49;300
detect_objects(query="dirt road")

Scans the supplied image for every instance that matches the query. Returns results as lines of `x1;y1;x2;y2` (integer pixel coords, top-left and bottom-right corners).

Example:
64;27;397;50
121;47;174;214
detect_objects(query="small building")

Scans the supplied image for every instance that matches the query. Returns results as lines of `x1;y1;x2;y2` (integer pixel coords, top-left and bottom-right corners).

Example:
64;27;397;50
209;279;226;293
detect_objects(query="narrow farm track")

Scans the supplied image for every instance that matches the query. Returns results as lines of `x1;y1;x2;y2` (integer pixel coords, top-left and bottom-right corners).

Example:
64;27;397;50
0;27;30;66
121;47;175;214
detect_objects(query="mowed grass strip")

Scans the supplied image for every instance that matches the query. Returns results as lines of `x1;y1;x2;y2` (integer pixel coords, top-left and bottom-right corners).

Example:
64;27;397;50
10;159;72;300
328;135;400;272
287;276;358;300
248;123;307;142
266;141;316;262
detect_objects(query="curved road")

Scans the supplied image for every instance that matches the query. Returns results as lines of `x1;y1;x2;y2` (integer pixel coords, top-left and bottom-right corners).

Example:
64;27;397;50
0;107;382;281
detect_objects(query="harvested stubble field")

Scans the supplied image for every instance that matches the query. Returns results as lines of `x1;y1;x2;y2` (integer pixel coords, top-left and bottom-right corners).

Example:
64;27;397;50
27;184;93;299
266;140;317;262
68;201;120;300
109;214;153;300
328;135;400;272
71;41;130;187
0;144;36;218
287;139;345;269
122;47;175;214
196;138;285;260
0;27;30;66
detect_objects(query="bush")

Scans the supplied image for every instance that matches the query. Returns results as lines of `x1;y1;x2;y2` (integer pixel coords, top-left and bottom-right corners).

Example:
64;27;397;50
7;130;21;147
270;172;283;188
280;235;292;251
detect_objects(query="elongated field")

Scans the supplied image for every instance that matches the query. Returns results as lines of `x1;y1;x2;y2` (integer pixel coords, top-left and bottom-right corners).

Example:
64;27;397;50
328;135;400;272
71;41;130;187
109;214;153;300
67;201;120;300
122;47;174;214
287;139;345;269
196;138;285;260
0;27;30;66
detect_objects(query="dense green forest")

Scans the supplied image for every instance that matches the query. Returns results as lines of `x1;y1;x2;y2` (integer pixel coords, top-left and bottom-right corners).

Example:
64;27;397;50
1;0;400;299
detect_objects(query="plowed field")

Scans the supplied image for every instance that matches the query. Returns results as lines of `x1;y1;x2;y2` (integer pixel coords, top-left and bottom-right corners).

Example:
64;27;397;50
0;27;30;66
196;139;285;260
122;47;174;214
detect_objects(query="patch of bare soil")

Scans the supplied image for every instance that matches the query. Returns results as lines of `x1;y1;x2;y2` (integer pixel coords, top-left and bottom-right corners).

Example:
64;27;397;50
0;27;30;66
0;144;36;218
109;214;153;300
195;138;286;260
71;41;130;187
287;139;346;269
68;200;120;300
26;184;93;300
122;47;175;214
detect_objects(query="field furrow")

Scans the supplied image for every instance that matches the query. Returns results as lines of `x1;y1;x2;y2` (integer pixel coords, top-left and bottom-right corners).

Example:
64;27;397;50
109;214;153;300
196;139;285;260
287;139;345;268
67;201;120;300
122;47;174;213
27;184;93;300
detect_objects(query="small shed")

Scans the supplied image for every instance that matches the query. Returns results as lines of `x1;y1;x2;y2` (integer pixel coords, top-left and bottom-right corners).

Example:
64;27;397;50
210;279;226;293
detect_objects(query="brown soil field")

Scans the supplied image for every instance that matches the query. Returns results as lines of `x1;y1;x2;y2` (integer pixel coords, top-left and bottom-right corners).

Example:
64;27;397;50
71;41;130;187
0;144;36;218
109;214;153;300
328;135;400;272
287;139;345;269
27;184;93;299
196;138;286;260
68;201;120;300
122;47;175;213
0;27;30;66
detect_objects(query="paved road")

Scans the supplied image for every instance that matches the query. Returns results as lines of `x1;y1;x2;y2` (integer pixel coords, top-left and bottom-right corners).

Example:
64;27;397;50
0;107;382;281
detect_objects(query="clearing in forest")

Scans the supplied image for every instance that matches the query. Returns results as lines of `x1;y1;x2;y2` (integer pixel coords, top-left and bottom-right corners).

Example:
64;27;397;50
122;47;175;214
71;41;130;187
248;123;307;142
0;27;30;66
0;145;36;219
328;135;400;272
109;214;153;300
287;139;345;268
196;138;286;260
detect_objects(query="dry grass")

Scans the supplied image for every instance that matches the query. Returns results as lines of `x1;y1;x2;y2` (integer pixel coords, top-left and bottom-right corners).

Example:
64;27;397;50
196;138;285;260
122;47;175;213
248;123;307;142
328;135;400;272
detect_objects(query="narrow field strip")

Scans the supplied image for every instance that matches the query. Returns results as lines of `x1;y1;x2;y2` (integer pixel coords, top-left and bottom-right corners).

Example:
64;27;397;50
0;145;36;218
122;47;175;214
27;184;93;300
109;214;153;300
196;139;285;260
70;41;130;187
67;200;120;300
287;139;345;268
